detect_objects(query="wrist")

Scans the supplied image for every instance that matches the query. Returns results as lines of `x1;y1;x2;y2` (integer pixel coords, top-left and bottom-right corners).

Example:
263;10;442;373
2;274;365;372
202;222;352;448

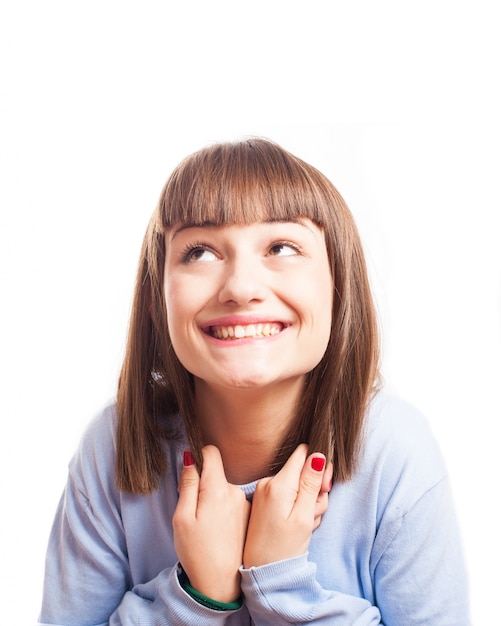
178;565;243;611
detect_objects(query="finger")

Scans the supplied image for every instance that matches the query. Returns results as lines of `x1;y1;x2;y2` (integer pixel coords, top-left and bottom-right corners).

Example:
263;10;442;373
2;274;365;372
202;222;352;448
320;461;333;495
198;445;228;490
314;490;329;520
295;452;327;511
251;444;309;521
175;449;200;517
272;443;309;485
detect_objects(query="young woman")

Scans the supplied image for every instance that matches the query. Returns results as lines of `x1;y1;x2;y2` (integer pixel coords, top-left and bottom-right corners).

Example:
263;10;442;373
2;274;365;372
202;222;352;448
39;138;470;625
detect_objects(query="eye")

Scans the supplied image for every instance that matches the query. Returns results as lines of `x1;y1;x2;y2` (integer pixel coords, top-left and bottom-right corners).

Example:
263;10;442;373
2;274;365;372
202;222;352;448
182;245;218;263
268;241;301;257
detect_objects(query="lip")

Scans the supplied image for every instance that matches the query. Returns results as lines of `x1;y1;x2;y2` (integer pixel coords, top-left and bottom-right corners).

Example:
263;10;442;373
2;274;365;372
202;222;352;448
202;314;290;328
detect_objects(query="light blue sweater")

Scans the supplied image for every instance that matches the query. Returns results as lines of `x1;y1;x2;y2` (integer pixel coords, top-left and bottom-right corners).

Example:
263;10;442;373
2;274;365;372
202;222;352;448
39;391;470;625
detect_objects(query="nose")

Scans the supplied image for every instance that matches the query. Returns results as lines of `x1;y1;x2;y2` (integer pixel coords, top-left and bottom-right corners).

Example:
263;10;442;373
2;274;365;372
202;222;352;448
218;257;267;305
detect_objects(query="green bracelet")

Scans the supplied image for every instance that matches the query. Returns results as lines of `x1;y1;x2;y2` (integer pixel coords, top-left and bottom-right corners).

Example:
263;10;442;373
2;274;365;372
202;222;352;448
178;567;243;611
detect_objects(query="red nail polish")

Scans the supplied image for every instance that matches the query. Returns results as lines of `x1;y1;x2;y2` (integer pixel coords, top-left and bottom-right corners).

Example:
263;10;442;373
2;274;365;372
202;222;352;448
183;450;194;467
311;456;326;472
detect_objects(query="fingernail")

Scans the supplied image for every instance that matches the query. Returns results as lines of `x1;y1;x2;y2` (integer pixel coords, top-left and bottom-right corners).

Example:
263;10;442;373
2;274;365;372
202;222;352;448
311;456;326;472
183;450;194;467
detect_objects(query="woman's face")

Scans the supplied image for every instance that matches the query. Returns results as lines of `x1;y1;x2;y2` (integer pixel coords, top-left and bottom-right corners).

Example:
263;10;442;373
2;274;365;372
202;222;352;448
163;218;333;393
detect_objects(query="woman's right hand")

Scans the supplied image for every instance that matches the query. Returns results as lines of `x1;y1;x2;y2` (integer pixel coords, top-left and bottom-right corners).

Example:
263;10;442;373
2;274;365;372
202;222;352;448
173;445;251;603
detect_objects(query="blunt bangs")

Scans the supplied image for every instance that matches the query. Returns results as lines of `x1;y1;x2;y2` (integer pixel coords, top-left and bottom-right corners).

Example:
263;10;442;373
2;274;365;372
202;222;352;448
157;138;340;230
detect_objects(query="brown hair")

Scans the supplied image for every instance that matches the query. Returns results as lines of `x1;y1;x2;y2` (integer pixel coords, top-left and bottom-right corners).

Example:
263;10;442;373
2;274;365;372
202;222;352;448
116;138;380;493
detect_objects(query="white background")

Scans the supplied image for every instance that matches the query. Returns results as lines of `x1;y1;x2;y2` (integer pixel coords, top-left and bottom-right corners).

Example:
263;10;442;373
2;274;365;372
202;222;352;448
1;2;499;624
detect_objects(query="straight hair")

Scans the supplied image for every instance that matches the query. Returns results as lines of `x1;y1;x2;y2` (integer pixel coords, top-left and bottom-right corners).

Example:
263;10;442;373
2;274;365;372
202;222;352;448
116;138;380;494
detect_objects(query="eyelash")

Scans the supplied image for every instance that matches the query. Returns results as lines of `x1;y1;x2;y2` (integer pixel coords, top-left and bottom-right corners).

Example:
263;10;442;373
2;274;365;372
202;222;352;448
269;240;303;256
180;239;304;263
180;242;215;263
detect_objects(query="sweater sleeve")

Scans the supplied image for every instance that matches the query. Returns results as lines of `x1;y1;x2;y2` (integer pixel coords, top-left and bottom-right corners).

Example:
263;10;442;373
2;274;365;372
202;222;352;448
40;482;245;626
371;476;470;624
109;567;245;626
38;409;244;626
240;478;469;625
240;555;382;625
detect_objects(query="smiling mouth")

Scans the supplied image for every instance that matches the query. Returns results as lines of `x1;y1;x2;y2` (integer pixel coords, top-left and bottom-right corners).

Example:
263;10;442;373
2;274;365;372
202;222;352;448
209;323;284;340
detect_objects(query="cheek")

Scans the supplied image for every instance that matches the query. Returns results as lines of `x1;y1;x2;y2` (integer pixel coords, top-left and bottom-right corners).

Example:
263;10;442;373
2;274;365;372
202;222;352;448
164;280;179;314
310;262;333;310
164;276;210;369
164;280;189;343
164;272;197;313
309;270;334;350
314;303;333;358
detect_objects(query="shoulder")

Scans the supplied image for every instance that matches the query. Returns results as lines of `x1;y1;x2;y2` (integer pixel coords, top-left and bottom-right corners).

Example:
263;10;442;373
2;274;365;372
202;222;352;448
73;402;118;462
366;390;440;450
67;403;119;497
68;403;185;496
360;390;448;507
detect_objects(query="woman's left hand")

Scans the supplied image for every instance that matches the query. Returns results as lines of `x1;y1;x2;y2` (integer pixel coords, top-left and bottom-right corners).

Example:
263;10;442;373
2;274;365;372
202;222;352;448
243;444;332;568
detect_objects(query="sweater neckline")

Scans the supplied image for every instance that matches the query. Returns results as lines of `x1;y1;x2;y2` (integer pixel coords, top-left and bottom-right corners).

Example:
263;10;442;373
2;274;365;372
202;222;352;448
237;479;259;500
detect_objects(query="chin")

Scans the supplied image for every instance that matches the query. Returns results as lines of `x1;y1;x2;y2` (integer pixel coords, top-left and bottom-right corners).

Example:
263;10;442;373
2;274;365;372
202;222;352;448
223;375;273;389
220;369;306;391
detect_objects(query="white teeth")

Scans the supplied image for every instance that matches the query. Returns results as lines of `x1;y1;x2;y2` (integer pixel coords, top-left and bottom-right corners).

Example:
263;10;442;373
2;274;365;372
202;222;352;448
210;323;283;340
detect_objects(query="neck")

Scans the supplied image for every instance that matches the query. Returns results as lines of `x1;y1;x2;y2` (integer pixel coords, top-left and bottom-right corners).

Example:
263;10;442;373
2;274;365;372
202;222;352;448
194;377;304;484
